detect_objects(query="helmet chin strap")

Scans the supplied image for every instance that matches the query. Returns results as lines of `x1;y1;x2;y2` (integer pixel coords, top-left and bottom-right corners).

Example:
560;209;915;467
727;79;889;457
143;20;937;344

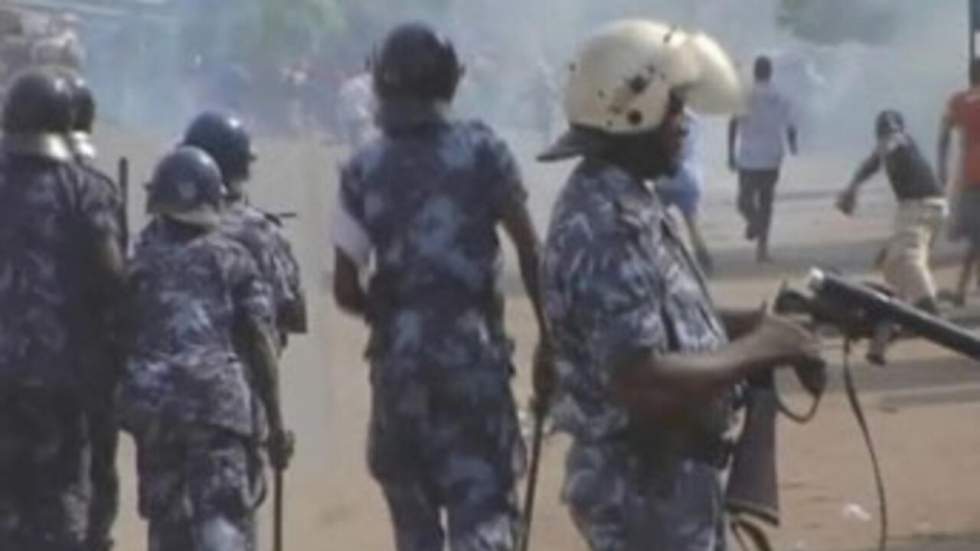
595;130;673;182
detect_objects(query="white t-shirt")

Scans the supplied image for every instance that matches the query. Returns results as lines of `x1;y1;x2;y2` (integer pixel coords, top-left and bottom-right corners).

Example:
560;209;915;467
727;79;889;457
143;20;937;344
336;72;379;147
736;83;794;170
337;72;376;126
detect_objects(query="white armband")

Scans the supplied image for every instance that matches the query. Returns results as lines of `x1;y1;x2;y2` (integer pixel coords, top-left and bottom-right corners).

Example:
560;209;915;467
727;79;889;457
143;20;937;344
330;201;372;269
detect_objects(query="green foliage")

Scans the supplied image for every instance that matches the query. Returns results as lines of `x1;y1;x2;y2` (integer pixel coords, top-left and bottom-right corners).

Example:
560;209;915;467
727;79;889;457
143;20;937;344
777;0;898;45
246;0;346;63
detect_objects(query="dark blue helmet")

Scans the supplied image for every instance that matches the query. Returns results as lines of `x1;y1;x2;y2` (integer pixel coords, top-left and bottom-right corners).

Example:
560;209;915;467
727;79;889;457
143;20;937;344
58;69;97;159
181;111;256;183
1;69;74;162
61;70;96;133
146;146;224;228
372;22;463;102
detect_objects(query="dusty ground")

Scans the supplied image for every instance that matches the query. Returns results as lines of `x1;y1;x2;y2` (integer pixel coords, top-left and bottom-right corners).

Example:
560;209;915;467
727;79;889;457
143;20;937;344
94;126;980;551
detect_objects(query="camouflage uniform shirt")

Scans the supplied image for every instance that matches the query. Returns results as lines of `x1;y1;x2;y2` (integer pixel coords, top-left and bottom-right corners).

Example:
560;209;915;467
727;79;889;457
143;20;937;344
140;199;305;341
223;198;305;337
119;221;275;438
0;154;121;389
0;153;121;549
335;110;527;550
541;160;739;551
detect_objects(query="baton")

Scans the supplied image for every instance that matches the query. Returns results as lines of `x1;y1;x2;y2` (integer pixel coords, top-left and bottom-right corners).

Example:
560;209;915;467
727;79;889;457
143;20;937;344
518;398;547;551
274;468;284;551
117;157;129;253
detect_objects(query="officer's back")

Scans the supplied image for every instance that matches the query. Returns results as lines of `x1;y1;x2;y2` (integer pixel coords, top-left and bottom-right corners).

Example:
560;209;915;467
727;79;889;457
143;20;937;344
0;68;124;551
344;118;515;313
0;70;121;389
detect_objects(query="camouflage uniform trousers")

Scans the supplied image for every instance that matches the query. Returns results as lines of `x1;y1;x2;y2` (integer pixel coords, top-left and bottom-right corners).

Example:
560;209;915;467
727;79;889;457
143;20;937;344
131;422;264;551
83;361;121;551
563;439;729;551
0;385;91;551
367;373;525;551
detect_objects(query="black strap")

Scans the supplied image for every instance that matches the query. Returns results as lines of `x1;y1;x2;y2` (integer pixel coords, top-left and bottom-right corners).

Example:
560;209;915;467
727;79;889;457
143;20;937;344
842;339;888;551
731;516;774;551
738;342;887;551
774;380;822;424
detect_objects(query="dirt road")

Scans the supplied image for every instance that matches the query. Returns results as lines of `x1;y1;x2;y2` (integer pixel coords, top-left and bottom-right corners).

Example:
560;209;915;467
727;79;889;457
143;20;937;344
97;127;980;551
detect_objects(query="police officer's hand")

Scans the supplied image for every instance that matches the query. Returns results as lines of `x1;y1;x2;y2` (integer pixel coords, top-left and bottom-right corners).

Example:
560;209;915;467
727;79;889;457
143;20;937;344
749;314;823;372
532;338;557;412
268;428;295;471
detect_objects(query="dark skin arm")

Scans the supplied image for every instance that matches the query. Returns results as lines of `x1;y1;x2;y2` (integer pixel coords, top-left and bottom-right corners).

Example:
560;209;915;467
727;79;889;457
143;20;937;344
787;125;798;155
499;198;555;400
499;198;548;338
848;150;882;191
241;316;291;469
835;150;881;215
333;249;367;317
718;306;765;340
727;117;739;171
614;314;820;423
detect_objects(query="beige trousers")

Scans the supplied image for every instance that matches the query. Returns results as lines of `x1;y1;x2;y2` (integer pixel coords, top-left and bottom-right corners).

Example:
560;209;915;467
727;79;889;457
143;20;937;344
881;197;947;303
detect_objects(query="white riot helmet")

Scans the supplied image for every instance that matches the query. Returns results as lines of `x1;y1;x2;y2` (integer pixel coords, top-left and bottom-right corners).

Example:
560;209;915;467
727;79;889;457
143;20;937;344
540;19;744;161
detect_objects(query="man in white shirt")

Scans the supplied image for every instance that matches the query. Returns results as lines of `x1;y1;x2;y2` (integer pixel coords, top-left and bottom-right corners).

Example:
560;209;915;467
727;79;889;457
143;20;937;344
728;55;797;263
336;67;378;149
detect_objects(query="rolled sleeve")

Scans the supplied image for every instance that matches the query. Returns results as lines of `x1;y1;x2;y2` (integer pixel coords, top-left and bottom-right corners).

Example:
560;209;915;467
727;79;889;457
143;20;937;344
332;165;373;268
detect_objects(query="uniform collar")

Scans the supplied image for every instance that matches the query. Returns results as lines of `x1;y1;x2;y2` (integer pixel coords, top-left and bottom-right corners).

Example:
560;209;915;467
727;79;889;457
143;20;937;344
375;98;450;132
583;158;657;196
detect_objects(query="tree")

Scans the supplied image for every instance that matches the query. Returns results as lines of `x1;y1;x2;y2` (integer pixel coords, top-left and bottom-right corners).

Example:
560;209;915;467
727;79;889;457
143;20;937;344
777;0;899;45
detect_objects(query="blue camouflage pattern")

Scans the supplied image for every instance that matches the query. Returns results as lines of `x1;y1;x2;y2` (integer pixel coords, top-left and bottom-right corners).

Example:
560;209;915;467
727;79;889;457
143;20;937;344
540;160;739;551
140;198;305;342
77;160;127;551
223;199;306;338
120;219;273;551
0;155;121;389
119;220;275;438
0;387;91;551
137;423;262;551
339;112;527;551
0;154;120;550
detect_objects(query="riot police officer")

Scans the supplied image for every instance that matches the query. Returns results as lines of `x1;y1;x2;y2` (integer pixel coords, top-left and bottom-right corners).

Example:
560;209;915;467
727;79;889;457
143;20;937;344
0;68;125;550
538;21;822;550
118;146;292;551
332;22;553;551
180;111;307;346
60;69;127;551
